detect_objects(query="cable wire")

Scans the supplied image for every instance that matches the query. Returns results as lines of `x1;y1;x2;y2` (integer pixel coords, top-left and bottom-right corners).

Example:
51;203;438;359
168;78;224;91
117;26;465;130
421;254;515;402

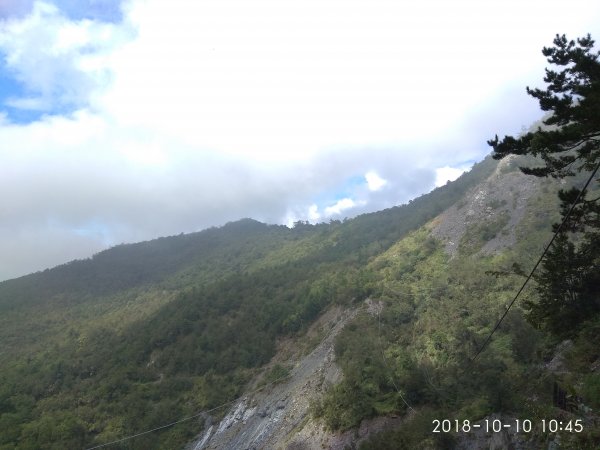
84;371;292;450
471;159;600;362
86;161;600;448
85;307;356;450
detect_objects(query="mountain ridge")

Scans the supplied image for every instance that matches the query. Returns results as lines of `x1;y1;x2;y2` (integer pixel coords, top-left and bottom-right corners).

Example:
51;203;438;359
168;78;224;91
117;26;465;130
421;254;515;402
1;153;598;450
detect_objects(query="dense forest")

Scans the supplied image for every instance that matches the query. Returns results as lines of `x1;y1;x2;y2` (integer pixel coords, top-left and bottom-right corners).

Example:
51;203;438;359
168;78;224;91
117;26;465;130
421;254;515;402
2;32;599;450
0;157;503;449
1;151;599;449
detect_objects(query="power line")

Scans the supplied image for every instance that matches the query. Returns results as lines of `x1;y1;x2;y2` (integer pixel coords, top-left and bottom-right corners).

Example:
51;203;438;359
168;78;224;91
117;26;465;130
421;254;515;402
471;159;600;362
85;307;355;450
85;162;600;448
84;372;292;450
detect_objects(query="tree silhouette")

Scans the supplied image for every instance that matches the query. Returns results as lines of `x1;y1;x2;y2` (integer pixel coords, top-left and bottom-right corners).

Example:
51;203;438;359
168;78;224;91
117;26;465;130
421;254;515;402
489;34;600;335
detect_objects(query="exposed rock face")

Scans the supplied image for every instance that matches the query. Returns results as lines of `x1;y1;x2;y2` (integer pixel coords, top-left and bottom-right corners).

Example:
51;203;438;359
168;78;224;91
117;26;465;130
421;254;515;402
431;156;541;257
184;156;561;450
285;414;405;450
186;306;358;450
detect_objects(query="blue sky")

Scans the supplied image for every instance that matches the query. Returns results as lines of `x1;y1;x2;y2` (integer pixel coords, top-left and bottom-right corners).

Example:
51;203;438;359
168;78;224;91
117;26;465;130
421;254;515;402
50;0;122;22
0;70;37;122
1;0;600;281
0;0;123;22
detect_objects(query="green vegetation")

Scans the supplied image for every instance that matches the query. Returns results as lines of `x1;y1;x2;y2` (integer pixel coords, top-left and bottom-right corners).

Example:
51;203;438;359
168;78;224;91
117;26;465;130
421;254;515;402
0;157;496;450
359;408;456;450
259;364;291;387
458;211;510;254
489;34;600;337
325;34;600;449
314;183;600;448
313;230;542;432
1;107;598;448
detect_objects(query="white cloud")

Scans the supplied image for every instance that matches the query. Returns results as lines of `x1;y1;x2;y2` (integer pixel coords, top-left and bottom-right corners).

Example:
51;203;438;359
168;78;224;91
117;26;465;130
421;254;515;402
435;166;470;187
96;0;600;159
4;96;50;110
308;204;320;222
0;1;131;112
325;198;360;216
1;0;600;280
365;171;388;192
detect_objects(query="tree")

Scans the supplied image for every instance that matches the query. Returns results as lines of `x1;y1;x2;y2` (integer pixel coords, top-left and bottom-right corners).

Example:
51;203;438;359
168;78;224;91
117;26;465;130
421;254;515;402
522;233;600;336
488;34;600;335
489;34;600;178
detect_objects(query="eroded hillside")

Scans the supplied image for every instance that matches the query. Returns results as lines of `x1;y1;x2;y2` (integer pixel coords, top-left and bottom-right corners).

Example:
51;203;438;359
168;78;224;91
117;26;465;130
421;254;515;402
0;157;496;450
431;155;543;256
2;153;598;450
184;154;598;450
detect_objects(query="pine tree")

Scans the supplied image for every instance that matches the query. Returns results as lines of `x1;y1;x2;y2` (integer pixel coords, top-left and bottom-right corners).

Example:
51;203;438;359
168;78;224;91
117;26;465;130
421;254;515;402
489;34;600;179
489;34;600;335
523;233;600;336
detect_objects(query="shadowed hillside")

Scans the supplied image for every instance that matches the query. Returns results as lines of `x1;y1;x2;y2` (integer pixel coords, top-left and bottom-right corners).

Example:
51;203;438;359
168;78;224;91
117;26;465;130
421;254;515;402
0;157;498;450
2;153;598;450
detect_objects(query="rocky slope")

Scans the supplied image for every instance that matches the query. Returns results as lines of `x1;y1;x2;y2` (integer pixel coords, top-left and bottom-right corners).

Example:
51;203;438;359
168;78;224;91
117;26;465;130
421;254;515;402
187;302;413;450
431;155;543;256
186;306;357;450
185;156;560;450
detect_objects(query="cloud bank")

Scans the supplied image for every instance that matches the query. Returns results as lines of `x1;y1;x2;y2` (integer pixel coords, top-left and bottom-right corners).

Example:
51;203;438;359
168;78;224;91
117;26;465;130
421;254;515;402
1;0;599;280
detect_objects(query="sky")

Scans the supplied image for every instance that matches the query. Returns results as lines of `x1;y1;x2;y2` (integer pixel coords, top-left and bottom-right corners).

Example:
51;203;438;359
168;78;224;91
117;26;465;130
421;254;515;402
1;0;599;281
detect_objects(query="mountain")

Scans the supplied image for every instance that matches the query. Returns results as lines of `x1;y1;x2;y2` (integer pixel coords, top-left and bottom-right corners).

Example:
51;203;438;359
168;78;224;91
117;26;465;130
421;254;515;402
1;154;598;450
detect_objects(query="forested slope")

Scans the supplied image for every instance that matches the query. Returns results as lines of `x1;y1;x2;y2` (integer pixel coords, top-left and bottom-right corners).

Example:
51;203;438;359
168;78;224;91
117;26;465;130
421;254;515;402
311;158;600;449
0;157;497;449
3;150;597;449
188;155;600;450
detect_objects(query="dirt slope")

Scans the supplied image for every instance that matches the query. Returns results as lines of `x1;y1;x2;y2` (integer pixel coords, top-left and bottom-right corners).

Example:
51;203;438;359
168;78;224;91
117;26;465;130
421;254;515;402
186;155;553;450
430;155;542;256
186;306;359;450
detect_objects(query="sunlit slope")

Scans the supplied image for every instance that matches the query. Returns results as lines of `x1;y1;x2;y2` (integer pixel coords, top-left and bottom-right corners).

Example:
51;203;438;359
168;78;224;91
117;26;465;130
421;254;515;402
0;156;497;450
314;159;599;449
